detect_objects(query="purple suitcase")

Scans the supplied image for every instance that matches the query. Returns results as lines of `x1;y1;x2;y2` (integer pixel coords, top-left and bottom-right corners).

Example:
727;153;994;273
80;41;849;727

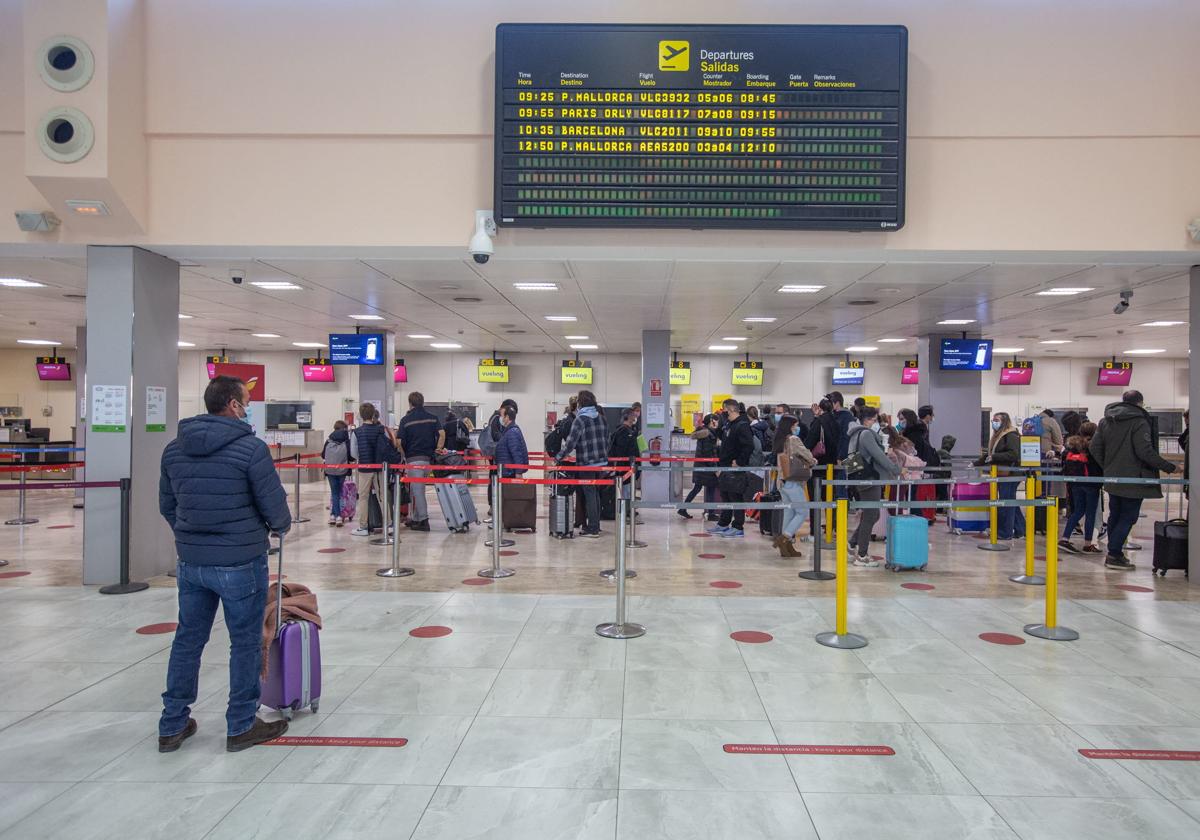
259;535;321;719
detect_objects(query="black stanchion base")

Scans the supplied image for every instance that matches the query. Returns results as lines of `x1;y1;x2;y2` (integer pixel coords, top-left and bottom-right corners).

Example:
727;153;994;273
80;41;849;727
977;542;1011;552
99;581;150;595
292;516;311;524
798;570;836;581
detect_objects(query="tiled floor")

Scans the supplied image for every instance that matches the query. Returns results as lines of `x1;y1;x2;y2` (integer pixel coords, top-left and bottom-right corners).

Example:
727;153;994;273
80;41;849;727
0;486;1198;838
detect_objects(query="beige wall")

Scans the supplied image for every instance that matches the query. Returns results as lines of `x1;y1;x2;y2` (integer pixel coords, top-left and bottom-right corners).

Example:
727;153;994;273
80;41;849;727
0;349;79;439
1;0;1197;252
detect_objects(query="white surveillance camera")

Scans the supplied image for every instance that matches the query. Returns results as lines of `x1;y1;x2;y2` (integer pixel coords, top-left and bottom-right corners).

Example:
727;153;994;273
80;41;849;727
230;269;245;285
1112;289;1132;315
468;210;496;265
1188;218;1200;243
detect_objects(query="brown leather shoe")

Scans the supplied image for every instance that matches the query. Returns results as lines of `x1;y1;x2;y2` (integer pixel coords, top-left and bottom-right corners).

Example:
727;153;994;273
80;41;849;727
226;716;288;752
158;718;197;753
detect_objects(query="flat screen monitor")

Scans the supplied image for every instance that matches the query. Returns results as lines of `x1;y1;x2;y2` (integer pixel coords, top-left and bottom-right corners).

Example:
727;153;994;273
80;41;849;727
732;367;765;386
301;364;335;383
206;362;217;379
940;338;993;371
832;367;865;386
669;366;691;386
328;334;384;365
999;367;1033;386
265;402;313;430
1098;366;1133;387
478;361;510;383
900;366;919;385
394;364;408;383
561;365;593;385
35;362;71;381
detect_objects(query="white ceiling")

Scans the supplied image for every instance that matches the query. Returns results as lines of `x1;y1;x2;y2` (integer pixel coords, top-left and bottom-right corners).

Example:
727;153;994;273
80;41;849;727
0;252;1192;360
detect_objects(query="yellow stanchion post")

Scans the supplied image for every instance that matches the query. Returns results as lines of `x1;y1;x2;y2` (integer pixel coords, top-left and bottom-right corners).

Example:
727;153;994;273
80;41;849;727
978;464;1010;552
816;499;867;650
1010;474;1046;585
1025;498;1078;641
823;463;834;546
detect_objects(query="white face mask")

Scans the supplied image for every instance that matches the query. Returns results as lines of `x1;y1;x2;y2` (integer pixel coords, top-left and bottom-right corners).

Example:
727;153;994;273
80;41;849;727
991;420;1002;431
869;422;881;433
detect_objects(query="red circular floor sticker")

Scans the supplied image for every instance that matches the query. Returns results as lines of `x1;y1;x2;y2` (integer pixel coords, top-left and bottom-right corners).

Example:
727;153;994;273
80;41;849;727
1116;584;1154;593
730;630;773;644
901;582;935;591
136;622;177;635
698;553;726;560
710;580;743;589
979;632;1025;646
409;625;453;638
499;550;519;557
0;571;31;579
461;577;494;586
317;548;345;554
47;524;75;529
691;532;713;538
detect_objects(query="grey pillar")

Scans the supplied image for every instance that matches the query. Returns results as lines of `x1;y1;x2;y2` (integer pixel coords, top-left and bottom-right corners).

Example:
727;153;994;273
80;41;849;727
1190;266;1199;584
918;334;984;461
74;324;86;507
358;331;396;426
83;247;180;584
640;329;671;502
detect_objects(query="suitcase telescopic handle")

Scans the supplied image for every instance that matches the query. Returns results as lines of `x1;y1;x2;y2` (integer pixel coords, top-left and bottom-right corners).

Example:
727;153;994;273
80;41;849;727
274;532;284;638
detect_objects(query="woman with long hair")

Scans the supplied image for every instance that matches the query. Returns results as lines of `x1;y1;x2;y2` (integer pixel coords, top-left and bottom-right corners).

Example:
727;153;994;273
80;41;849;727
975;411;1024;540
678;413;721;521
771;414;816;557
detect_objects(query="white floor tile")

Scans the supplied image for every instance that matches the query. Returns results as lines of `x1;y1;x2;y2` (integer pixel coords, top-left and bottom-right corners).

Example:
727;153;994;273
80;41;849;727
1069;724;1200;800
504;634;627;671
0;711;157;782
878;673;1056;724
986;795;1200;840
0;661;124;711
619;719;796;792
0;783;72;835
412;786;616;840
625;670;765;720
804;793;1018;840
625;633;748;672
754;672;912;723
1005;674;1200;726
383;632;518;668
617;789;816;840
479;669;624;718
443;716;621;789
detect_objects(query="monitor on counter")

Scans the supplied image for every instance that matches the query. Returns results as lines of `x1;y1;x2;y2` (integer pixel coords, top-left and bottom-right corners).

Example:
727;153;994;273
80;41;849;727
900;366;918;385
1097;364;1133;387
301;364;335;383
999;366;1033;385
35;361;71;381
478;358;510;383
328;333;384;365
939;338;993;371
833;366;865;386
394;361;408;383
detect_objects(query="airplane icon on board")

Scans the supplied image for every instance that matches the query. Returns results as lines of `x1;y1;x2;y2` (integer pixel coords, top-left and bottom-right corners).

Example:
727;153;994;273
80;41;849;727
658;40;689;71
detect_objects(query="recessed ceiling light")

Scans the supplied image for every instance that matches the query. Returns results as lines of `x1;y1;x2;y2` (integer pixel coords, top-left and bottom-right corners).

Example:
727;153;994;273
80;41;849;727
252;333;280;338
453;296;482;303
777;285;825;294
845;346;878;352
708;344;738;351
349;314;384;321
513;282;559;291
438;284;460;290
721;336;748;342
407;334;433;339
65;199;110;216
430;342;462;349
742;317;776;323
1039;339;1072;345
938;319;976;325
17;339;60;345
564;335;589;340
545;315;577;322
292;341;325;348
177;313;194;319
251;281;302;290
876;287;902;294
1125;348;1166;354
994;347;1025;353
1141;321;1185;327
570;343;598;350
1036;287;1094;296
0;278;46;288
877;338;908;343
177;341;195;348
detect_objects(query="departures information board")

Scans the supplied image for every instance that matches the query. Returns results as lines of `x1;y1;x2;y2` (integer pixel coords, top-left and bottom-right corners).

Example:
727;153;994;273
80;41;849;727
495;23;907;231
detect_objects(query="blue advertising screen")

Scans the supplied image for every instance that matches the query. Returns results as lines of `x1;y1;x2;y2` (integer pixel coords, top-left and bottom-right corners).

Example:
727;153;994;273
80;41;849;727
939;338;993;371
329;334;385;365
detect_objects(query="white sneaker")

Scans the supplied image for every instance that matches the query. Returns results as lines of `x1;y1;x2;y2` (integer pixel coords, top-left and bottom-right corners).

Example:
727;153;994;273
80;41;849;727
351;527;369;537
327;516;337;526
853;556;880;568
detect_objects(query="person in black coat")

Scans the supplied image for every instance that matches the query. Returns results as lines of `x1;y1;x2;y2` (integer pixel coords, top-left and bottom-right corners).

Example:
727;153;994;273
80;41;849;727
679;413;721;520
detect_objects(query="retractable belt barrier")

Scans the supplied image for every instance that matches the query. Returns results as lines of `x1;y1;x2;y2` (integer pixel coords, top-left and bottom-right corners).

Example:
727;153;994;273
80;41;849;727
3;461;87;527
0;446;86;454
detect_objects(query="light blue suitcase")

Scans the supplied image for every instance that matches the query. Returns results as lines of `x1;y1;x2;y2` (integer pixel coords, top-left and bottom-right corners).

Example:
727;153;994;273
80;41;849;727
886;514;929;571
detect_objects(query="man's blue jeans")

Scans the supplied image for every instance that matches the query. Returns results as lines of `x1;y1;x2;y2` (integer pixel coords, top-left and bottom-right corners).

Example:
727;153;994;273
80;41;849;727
1105;494;1144;558
160;556;269;738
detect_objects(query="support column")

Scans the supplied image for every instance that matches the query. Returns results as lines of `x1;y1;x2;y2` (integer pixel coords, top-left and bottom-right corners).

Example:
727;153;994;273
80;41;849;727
1190;266;1199;584
73;324;86;508
640;329;671;502
83;247;179;585
918;334;984;462
358;331;396;425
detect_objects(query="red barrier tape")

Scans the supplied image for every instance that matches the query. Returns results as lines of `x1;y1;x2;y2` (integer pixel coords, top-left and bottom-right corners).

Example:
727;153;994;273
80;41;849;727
500;463;631;473
0;480;119;491
274;462;496;472
500;476;619;487
0;461;85;473
401;477;491;486
634;456;718;463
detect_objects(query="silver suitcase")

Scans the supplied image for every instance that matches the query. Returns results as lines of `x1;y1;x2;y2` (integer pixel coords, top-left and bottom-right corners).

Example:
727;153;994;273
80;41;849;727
436;482;478;533
549;492;574;539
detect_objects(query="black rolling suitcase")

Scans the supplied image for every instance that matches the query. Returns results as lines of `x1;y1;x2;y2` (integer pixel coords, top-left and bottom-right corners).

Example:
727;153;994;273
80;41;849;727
1152;519;1188;577
758;490;782;537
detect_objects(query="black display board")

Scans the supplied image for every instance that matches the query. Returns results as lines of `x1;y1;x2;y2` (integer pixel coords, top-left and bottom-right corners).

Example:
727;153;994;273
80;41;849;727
495;23;907;231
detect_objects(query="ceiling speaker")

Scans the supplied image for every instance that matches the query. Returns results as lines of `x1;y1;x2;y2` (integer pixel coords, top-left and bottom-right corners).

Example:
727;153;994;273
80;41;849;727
37;35;95;92
37;107;94;163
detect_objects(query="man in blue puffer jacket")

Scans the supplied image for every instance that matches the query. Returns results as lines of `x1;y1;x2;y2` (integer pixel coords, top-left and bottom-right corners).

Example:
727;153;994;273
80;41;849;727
157;376;292;754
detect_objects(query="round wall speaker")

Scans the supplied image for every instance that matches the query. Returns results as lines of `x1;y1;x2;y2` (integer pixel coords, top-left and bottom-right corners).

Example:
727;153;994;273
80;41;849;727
38;36;95;92
37;108;95;163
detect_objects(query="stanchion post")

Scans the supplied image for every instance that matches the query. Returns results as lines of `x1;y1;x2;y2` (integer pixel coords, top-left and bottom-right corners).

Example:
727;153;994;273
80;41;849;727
625;469;647;549
1025;499;1078;641
290;454;310;524
484;470;515;549
4;468;40;526
479;474;516;579
799;486;835;581
978;465;1010;552
377;473;414;578
369;463;394;546
815;499;867;649
1010;474;1046;585
601;477;636;579
822;464;834;546
99;478;149;595
596;491;645;639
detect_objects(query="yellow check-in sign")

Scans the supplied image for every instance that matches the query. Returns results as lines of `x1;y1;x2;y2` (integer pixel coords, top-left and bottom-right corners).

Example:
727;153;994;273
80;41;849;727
659;40;689;71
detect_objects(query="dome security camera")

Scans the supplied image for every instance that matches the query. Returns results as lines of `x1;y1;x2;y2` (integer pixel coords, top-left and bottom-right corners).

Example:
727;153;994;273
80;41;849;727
468;210;496;265
1113;289;1132;315
229;269;245;285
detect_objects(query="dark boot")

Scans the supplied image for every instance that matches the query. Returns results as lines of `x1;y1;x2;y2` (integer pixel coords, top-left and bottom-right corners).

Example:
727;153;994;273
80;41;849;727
157;718;197;753
226;717;288;752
